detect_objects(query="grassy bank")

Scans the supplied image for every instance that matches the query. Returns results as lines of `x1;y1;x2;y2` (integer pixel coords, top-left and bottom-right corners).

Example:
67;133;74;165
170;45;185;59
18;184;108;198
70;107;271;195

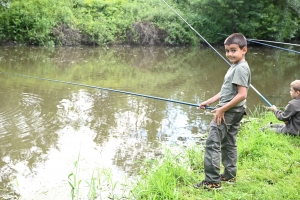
131;108;300;199
62;107;300;199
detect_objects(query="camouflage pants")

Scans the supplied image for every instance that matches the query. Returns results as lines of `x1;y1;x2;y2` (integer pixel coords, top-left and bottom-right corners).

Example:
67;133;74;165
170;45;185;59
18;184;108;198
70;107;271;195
261;122;298;136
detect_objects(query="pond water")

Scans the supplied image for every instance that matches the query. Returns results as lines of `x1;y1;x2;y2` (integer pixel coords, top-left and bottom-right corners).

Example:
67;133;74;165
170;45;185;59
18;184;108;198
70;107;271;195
0;45;299;199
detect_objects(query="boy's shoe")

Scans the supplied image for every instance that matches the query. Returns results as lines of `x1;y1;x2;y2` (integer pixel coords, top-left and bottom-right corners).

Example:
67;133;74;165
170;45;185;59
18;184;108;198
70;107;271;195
193;180;222;190
220;175;236;184
260;122;273;132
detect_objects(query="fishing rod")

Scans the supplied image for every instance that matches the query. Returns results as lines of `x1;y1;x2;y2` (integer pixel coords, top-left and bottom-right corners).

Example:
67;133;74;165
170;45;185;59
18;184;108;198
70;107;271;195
162;0;272;107
218;33;300;54
0;72;215;110
247;40;300;54
246;38;300;47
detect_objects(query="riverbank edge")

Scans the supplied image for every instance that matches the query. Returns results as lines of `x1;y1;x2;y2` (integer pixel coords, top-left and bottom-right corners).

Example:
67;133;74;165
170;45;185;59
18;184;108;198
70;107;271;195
130;109;300;199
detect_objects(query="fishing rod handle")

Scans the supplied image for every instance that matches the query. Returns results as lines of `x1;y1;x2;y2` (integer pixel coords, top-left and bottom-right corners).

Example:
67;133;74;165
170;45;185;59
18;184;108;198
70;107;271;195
204;106;215;110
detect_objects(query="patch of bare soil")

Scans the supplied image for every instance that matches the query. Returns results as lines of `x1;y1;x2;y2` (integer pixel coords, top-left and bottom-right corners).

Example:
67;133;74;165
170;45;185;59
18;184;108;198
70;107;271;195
52;23;81;46
127;22;168;45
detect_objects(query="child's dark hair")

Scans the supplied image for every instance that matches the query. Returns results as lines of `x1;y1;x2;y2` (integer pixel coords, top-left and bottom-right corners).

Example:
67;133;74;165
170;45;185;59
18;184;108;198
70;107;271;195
291;80;300;92
224;33;247;49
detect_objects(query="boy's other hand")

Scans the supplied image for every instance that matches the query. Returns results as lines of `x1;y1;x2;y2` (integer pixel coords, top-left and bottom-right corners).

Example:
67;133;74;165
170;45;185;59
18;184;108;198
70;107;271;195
211;107;225;125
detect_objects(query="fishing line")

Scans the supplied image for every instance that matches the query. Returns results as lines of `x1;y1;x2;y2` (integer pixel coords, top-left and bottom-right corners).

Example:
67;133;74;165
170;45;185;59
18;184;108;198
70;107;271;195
0;72;214;110
247;40;300;54
219;33;300;54
162;0;272;107
246;38;300;47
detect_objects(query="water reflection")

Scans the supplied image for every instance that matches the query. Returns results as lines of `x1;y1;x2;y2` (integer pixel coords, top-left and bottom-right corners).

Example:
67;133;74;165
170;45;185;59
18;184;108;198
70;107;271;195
0;82;61;199
0;45;299;198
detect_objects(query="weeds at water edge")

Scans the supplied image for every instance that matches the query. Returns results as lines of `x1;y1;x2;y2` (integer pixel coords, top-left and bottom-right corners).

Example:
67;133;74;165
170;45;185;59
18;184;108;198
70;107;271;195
68;152;82;200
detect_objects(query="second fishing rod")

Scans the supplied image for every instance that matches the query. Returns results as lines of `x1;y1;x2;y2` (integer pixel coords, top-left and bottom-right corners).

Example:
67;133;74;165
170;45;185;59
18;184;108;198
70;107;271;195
162;0;272;107
218;33;300;55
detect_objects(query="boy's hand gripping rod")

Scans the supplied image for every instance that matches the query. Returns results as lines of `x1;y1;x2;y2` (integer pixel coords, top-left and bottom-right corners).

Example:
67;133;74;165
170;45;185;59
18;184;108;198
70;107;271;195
162;0;272;107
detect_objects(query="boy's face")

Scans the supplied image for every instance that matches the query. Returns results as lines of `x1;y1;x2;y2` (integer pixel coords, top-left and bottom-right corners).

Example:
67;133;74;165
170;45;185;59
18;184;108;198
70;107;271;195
225;44;247;64
290;87;300;99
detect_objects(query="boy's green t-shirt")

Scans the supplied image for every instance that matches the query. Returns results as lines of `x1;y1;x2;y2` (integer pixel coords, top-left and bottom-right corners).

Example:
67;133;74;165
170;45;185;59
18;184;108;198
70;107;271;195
218;61;251;107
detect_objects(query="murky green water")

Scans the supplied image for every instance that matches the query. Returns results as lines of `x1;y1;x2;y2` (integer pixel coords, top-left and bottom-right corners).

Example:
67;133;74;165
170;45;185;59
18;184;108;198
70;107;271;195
0;45;299;199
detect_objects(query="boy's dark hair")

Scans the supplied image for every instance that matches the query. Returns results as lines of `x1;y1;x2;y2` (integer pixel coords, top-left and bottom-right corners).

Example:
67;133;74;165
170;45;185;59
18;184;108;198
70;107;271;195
224;33;247;49
291;80;300;92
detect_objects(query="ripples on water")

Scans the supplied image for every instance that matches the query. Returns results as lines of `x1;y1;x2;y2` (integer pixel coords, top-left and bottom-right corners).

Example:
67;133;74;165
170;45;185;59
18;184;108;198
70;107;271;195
0;85;58;198
0;79;210;199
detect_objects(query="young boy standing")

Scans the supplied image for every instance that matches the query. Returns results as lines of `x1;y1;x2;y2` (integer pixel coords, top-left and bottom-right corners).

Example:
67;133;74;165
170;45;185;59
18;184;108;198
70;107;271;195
194;33;251;190
263;80;300;136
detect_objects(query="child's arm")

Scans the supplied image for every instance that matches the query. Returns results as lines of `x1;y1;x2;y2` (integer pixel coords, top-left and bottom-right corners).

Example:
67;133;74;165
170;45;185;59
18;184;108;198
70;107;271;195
212;85;247;125
199;92;220;109
272;103;296;122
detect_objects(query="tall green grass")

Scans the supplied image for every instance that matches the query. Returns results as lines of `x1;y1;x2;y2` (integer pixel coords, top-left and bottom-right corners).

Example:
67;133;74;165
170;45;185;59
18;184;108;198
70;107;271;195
68;152;82;200
131;107;300;199
67;157;133;199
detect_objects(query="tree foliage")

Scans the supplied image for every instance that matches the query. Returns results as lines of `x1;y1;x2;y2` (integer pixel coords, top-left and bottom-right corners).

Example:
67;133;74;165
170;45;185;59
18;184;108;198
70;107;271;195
191;0;300;42
0;0;299;46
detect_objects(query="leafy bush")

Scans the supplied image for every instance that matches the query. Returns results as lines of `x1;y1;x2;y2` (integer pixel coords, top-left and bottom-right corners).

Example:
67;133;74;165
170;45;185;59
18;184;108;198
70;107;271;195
0;0;299;46
0;0;75;46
